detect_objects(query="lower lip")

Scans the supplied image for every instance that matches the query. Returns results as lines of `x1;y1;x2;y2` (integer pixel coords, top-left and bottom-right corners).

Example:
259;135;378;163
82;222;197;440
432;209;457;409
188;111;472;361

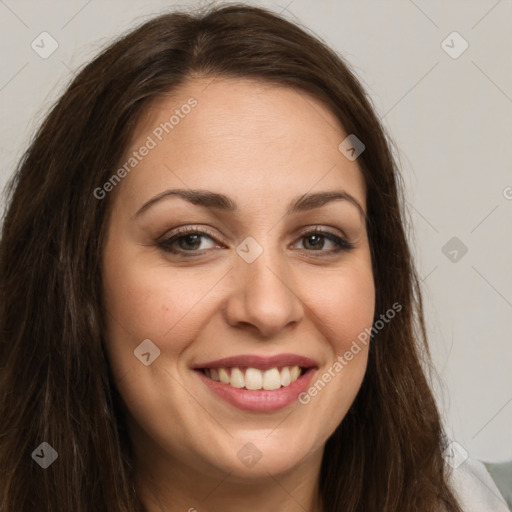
195;368;317;412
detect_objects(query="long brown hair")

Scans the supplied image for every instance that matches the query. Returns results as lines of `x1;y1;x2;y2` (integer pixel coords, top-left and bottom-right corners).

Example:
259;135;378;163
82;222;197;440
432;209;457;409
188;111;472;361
0;3;462;511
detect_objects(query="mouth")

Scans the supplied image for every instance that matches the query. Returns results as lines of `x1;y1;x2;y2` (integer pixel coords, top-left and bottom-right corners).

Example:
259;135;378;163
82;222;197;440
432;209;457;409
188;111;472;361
192;354;318;411
198;365;307;391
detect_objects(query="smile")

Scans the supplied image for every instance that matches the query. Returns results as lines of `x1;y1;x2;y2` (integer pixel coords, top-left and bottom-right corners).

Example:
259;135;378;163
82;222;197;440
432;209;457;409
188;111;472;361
201;365;305;390
193;354;318;412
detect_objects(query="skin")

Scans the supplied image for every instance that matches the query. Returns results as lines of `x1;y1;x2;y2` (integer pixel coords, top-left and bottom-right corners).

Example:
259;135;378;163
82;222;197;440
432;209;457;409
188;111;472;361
102;76;375;512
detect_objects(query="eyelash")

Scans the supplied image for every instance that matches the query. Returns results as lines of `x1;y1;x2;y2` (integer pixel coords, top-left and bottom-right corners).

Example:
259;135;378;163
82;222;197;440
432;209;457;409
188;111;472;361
157;225;355;258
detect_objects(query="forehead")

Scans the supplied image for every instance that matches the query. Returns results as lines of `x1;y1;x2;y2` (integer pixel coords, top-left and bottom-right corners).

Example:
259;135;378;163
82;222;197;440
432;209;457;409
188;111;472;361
116;77;366;211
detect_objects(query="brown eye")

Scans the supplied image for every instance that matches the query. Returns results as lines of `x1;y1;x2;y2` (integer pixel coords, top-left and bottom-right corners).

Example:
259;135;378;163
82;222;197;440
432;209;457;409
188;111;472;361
175;233;203;251
302;233;326;250
158;228;221;256
293;229;355;255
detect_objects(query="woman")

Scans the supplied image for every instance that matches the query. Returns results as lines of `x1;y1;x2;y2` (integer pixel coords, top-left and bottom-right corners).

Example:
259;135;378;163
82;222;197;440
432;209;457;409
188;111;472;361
0;3;507;511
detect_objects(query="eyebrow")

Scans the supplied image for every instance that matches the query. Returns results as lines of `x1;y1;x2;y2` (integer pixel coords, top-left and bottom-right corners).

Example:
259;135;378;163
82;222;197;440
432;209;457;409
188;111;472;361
134;188;366;219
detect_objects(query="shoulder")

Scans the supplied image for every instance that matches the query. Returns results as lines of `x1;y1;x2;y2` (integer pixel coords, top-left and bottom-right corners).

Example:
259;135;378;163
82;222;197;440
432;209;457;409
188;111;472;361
447;455;510;512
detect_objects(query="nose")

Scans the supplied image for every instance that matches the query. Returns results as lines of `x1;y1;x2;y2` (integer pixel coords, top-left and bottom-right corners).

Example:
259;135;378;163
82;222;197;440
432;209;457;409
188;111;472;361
224;246;305;338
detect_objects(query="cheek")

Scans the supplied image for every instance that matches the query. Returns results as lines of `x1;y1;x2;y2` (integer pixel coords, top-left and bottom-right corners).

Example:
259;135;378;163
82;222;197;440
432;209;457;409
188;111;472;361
307;263;375;353
300;259;374;405
101;242;223;380
103;263;202;339
272;261;375;450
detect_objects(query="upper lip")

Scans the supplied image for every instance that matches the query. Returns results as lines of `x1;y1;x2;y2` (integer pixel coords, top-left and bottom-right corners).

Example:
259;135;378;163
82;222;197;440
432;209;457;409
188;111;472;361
192;353;318;371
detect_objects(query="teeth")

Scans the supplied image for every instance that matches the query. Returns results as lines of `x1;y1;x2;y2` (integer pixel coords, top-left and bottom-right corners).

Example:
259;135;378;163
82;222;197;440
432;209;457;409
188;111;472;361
219;368;230;385
280;367;291;387
203;365;304;390
230;368;245;388
263;368;281;390
245;368;263;390
290;366;301;381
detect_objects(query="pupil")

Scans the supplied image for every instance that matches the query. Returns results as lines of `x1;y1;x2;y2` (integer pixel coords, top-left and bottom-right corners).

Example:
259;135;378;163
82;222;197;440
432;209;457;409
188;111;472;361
306;234;323;249
181;234;200;250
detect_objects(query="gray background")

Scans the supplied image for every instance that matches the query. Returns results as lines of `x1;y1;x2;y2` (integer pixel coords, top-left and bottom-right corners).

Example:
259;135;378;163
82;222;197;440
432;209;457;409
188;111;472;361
1;0;511;462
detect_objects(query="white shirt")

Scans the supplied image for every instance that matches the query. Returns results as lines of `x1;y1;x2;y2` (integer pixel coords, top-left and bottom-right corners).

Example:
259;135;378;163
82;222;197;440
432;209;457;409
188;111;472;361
448;456;510;511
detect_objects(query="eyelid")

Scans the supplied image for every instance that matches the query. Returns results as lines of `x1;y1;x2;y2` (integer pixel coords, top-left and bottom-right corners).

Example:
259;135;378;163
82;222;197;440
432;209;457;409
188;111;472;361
160;224;349;243
158;225;222;243
157;223;355;257
295;224;349;241
292;226;355;254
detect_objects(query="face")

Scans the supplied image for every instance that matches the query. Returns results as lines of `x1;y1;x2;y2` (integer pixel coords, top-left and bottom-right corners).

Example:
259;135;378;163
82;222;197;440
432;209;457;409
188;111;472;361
101;77;375;483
